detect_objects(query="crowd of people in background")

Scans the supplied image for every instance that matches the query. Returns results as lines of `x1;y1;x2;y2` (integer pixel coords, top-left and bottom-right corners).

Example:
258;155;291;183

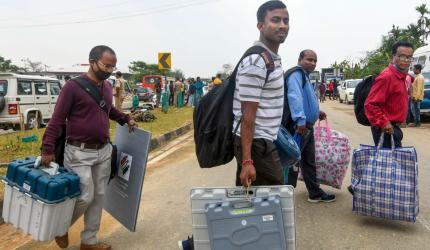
164;77;206;108
114;74;227;112
315;79;338;103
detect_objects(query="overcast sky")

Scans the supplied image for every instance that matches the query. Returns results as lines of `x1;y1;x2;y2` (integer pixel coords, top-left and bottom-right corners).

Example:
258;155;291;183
0;0;427;77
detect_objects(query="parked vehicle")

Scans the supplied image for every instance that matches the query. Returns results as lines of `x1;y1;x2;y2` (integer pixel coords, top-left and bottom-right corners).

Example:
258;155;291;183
134;87;155;102
421;71;430;114
411;45;430;115
338;79;361;104
411;45;430;72
0;73;62;130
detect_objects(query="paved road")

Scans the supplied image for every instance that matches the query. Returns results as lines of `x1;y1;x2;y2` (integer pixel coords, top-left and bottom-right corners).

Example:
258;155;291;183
17;101;430;249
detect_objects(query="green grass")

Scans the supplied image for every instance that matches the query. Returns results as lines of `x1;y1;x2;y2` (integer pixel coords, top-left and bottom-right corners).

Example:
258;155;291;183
117;106;193;139
0;106;193;199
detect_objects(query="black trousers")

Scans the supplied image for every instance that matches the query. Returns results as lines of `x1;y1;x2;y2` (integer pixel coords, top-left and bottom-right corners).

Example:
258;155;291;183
299;127;324;198
371;124;403;148
234;135;283;186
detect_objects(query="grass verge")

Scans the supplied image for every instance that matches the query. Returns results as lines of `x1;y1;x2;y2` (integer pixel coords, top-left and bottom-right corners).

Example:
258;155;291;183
0;106;193;200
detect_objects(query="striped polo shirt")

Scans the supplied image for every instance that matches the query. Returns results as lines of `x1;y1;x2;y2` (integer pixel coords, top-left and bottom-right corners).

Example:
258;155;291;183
232;42;284;141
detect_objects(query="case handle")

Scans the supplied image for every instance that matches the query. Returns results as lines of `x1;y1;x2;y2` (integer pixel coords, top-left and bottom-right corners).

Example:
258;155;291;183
34;156;59;175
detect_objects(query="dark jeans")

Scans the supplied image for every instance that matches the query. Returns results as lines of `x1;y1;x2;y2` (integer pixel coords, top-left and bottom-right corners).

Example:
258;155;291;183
371;124;403;148
299;127;324;198
234;135;283;186
413;101;421;125
406;98;414;124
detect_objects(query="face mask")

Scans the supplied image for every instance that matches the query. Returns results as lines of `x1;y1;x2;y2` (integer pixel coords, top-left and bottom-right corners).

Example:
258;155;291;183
393;64;408;73
92;62;112;81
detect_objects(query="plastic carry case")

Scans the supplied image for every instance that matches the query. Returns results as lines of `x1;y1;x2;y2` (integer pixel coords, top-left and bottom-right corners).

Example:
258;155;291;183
2;157;80;241
205;195;287;250
191;185;295;250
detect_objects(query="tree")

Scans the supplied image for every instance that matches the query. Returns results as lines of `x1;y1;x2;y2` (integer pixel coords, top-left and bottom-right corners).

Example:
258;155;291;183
21;58;46;72
217;63;233;79
416;4;430;43
0;56;22;72
169;69;185;80
128;61;170;84
329;3;430;79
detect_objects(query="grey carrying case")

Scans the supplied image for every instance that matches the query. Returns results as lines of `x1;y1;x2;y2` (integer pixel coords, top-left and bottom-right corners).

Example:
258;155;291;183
191;186;295;250
205;195;286;250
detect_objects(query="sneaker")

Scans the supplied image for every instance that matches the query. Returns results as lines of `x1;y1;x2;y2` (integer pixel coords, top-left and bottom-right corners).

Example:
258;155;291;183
178;236;194;250
308;193;336;203
347;185;354;195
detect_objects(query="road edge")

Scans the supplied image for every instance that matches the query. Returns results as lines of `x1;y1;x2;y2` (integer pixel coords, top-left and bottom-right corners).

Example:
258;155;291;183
149;123;193;152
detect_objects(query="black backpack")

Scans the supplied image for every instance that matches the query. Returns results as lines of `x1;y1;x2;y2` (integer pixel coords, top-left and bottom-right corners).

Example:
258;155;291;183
281;66;306;132
194;45;275;168
353;75;377;126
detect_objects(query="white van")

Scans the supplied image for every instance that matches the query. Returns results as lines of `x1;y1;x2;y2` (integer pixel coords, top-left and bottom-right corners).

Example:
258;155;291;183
337;79;362;104
0;73;62;130
411;45;430;72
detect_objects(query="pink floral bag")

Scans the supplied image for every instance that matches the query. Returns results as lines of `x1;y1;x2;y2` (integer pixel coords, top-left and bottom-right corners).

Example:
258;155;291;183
299;120;351;189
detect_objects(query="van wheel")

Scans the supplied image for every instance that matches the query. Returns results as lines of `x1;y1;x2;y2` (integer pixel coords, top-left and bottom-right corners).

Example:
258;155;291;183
26;113;40;130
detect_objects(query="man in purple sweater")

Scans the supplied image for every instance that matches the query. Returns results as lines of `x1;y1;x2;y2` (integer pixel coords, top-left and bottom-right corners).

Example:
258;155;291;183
41;45;136;250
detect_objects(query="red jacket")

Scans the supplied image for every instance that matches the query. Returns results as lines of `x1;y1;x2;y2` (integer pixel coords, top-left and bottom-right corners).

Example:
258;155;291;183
364;64;408;128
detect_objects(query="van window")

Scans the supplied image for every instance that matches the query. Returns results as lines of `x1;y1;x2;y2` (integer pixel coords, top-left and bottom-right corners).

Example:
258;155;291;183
0;80;7;95
424;72;430;87
49;81;61;95
34;81;48;95
18;80;32;95
418;56;426;66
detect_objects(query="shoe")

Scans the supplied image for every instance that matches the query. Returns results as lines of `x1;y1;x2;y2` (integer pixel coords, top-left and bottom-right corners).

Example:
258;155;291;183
347;185;354;195
178;235;194;250
308;193;336;203
408;123;415;127
80;242;111;250
55;232;69;249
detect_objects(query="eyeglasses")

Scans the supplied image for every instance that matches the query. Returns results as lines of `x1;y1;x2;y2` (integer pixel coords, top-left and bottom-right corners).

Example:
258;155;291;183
96;61;117;71
395;55;413;62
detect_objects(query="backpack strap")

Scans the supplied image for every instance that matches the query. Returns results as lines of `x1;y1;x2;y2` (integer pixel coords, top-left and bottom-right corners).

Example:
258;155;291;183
284;66;306;89
234;45;275;83
73;76;109;114
230;45;276;129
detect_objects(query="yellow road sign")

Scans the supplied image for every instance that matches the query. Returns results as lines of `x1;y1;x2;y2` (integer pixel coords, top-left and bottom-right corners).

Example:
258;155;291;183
158;53;171;70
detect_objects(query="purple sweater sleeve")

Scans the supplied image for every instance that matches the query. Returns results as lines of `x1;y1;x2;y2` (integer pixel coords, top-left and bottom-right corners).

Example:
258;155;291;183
109;106;131;125
42;82;74;155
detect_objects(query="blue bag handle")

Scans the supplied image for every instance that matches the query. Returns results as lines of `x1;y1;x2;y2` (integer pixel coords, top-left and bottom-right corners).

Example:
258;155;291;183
293;133;301;149
377;133;395;151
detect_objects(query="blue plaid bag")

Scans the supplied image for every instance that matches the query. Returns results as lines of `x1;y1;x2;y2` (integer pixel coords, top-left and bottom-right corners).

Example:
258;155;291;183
351;134;419;222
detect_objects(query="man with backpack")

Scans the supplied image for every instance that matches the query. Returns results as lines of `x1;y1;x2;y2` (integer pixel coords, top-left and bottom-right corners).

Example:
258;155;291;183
232;0;289;187
182;1;288;249
41;45;137;250
365;41;414;148
285;50;336;203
